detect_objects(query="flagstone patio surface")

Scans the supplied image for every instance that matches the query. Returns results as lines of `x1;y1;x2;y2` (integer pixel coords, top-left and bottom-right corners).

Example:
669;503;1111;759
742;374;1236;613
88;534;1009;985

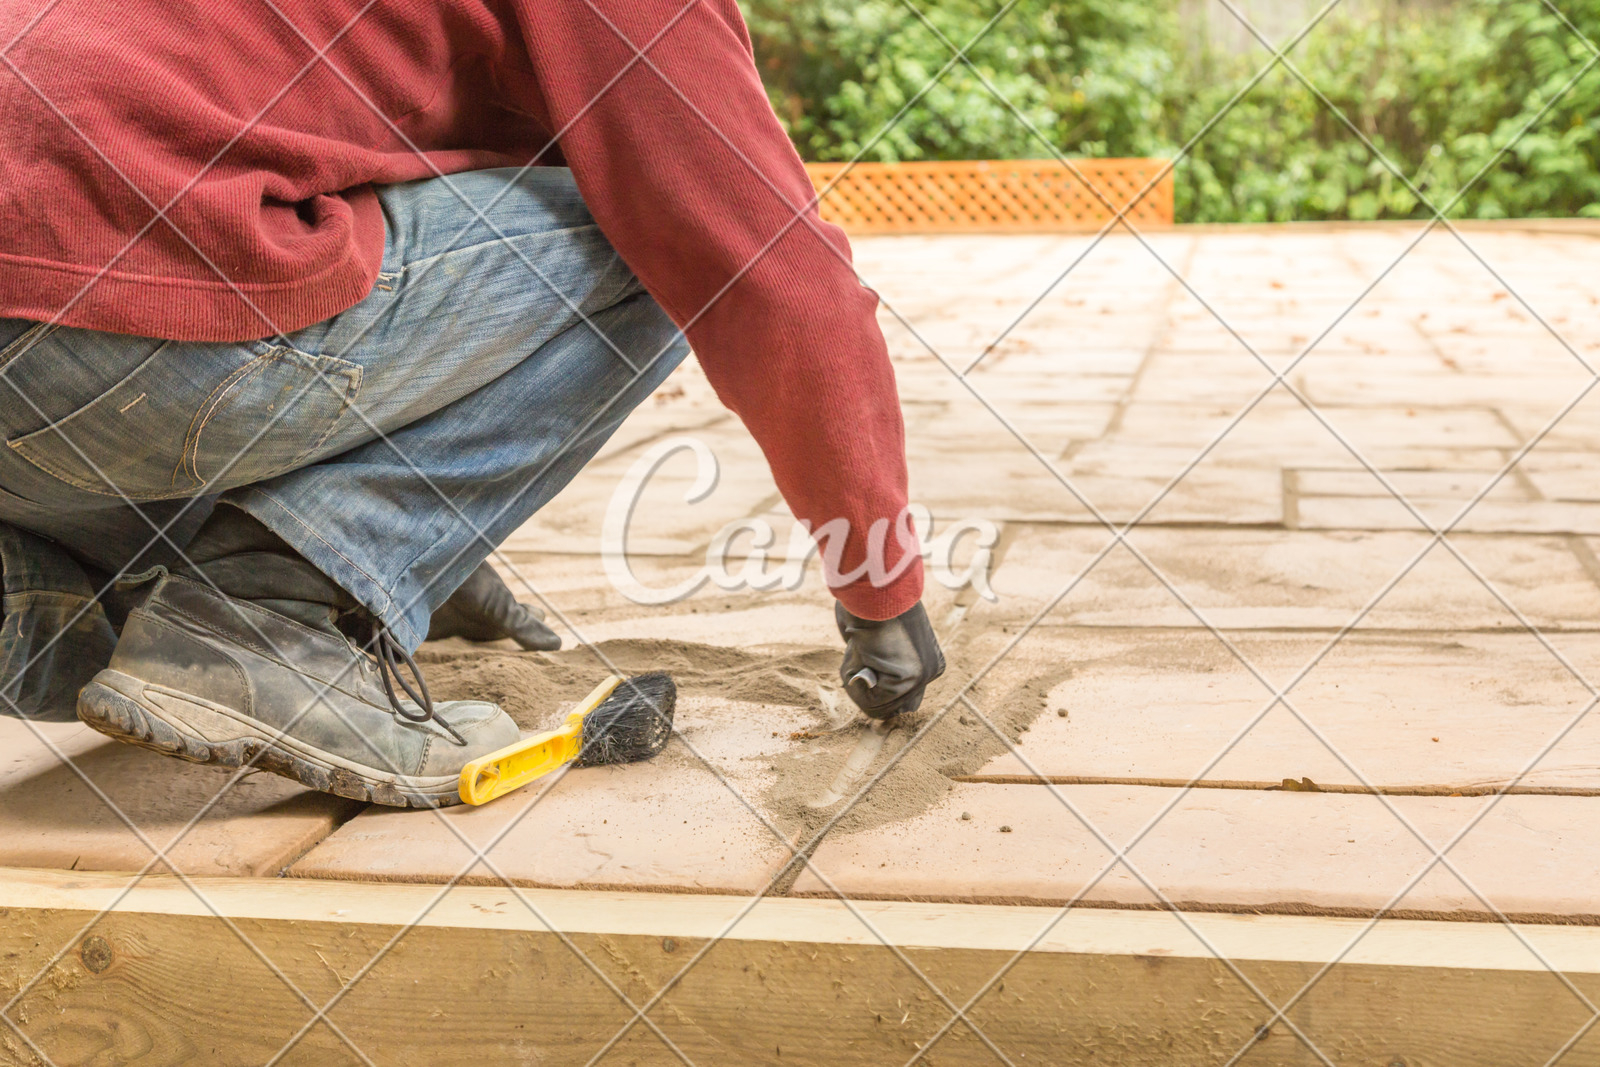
10;221;1600;922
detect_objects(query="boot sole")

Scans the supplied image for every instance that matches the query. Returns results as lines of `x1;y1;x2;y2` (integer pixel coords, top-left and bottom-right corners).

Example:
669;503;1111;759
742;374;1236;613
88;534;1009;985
78;670;461;808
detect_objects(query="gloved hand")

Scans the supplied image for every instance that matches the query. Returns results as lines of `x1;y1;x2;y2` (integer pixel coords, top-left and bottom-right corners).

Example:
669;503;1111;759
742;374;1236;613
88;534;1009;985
836;601;945;719
427;562;562;651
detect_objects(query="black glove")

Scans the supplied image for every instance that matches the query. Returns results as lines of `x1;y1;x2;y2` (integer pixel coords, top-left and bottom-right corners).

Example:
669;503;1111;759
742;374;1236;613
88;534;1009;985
427;562;562;651
836;601;945;719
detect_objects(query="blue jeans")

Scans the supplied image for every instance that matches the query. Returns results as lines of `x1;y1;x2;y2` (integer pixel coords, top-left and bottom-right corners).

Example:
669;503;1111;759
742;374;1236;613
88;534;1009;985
0;167;688;719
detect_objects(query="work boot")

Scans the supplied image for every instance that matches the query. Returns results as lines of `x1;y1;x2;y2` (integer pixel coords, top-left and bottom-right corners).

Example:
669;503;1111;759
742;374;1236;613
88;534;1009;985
427;561;562;651
76;507;518;807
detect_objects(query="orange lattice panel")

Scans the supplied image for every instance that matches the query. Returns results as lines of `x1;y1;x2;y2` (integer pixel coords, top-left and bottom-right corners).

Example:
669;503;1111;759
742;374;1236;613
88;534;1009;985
803;158;1173;234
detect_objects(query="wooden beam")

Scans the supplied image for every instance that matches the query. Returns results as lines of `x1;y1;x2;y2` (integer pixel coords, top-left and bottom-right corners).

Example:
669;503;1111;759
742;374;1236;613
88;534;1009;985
3;866;1599;1066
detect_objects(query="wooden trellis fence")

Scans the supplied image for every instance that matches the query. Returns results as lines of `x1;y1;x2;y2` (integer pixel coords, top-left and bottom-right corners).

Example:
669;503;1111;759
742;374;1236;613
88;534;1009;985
803;158;1174;234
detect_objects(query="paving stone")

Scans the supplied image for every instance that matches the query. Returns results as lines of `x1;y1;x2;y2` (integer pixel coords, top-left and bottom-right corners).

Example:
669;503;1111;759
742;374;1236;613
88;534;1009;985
1421;336;1600;381
1507;388;1600;452
506;224;1600;900
1050;438;1295;526
964;369;1130;405
984;526;1600;631
880;314;1154;372
1301;371;1589;409
969;629;1600;790
905;429;1096;523
104;225;1600;927
1065;440;1295;476
288;695;809;893
1294;467;1534;503
1297;495;1600;535
974;347;1146;377
1291;351;1455;380
1115;401;1517;454
481;552;852;649
862;234;1186;365
911;398;1120;457
563;601;840;649
489;523;974;650
1135;353;1320;405
1523;453;1600;502
0;717;359;876
792;783;1600;917
1110;399;1344;457
1156;295;1416;361
1331;446;1534;471
1072;468;1288;526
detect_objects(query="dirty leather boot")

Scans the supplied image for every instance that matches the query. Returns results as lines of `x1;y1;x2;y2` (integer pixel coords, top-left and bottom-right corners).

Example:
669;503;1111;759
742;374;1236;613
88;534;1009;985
427;561;562;651
76;507;518;807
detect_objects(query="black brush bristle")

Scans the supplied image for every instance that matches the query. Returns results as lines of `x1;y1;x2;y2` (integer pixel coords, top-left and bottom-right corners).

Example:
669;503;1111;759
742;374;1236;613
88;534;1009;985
575;672;676;767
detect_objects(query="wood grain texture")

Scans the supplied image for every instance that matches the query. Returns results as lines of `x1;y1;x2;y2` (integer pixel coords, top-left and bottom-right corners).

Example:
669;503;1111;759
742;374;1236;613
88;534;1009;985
4;869;1600;1066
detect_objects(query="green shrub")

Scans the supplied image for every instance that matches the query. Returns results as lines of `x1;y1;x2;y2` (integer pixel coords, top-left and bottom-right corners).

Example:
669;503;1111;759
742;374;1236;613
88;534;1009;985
1175;0;1600;221
739;0;1600;221
739;0;1172;162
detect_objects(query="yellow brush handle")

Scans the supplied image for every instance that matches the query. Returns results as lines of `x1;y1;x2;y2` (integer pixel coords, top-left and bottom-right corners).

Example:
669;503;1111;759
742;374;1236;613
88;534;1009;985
458;675;624;805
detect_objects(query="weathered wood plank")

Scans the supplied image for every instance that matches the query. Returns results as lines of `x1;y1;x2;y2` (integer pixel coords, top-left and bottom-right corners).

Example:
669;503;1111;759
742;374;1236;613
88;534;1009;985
3;868;1600;1066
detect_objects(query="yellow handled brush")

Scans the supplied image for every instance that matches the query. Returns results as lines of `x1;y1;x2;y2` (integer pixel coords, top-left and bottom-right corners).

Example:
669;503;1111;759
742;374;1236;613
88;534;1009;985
458;672;676;805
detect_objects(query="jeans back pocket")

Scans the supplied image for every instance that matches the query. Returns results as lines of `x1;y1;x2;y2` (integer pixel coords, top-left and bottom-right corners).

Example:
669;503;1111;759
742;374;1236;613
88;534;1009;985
6;340;362;501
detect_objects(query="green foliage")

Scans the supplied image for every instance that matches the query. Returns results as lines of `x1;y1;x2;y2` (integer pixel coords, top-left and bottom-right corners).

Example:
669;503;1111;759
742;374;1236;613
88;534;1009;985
739;0;1173;162
739;0;1600;221
1176;0;1600;221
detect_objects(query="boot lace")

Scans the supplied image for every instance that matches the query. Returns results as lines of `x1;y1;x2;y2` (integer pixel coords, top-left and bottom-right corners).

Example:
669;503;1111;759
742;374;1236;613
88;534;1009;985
371;626;467;747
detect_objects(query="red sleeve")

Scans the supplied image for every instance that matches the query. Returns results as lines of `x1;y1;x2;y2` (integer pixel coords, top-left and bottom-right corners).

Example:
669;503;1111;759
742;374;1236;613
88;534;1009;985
512;0;922;620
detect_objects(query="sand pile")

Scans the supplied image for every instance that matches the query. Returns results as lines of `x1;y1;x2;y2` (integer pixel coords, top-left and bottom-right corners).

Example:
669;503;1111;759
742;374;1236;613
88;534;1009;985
416;638;838;726
763;657;1071;837
416;636;1068;836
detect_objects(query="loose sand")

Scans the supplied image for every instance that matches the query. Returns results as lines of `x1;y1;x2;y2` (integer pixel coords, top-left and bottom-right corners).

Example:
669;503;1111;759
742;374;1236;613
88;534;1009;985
417;637;1069;836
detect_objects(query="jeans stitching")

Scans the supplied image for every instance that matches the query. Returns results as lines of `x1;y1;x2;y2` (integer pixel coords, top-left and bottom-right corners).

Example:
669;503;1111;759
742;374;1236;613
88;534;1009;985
3;335;181;497
185;349;363;488
0;321;60;371
1;343;361;500
304;365;362;457
179;354;267;489
2;588;102;607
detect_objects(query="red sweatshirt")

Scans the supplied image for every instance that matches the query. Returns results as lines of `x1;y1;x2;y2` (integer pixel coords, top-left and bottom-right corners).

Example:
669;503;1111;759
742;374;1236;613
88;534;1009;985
0;0;922;619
